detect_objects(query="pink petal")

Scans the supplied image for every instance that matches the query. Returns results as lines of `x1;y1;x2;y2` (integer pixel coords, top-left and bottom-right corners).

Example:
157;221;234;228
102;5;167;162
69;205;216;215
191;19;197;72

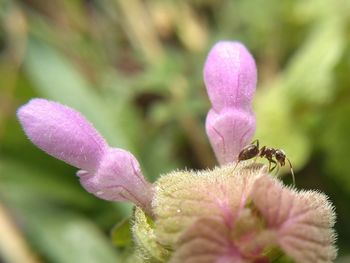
17;99;108;172
203;41;257;112
79;148;153;213
251;175;337;263
206;108;255;164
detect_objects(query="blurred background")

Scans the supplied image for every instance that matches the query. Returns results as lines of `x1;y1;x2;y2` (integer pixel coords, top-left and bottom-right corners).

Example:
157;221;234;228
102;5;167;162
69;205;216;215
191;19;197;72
0;0;349;262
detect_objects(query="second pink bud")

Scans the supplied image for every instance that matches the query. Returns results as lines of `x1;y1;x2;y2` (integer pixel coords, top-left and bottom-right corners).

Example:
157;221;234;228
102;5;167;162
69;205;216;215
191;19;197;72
203;41;257;164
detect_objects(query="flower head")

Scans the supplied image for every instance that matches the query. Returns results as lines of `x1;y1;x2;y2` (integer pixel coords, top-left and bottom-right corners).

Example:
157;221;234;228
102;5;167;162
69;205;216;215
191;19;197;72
152;163;337;263
17;41;337;263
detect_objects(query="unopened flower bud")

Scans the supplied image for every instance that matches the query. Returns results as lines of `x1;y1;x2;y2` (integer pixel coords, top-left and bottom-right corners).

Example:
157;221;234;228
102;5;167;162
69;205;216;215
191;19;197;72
204;41;257;112
17;98;153;213
203;41;257;164
17;98;107;172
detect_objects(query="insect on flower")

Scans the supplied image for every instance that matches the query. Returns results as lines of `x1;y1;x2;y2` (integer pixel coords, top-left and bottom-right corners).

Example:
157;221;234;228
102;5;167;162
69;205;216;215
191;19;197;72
237;139;295;185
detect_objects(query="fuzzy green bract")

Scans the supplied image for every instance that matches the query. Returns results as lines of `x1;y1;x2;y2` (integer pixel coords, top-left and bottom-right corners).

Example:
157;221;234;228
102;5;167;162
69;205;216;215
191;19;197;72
131;162;336;263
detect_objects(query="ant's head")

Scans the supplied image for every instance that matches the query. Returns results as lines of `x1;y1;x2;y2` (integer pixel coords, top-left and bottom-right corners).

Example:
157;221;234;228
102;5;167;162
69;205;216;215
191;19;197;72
275;150;286;165
238;143;259;161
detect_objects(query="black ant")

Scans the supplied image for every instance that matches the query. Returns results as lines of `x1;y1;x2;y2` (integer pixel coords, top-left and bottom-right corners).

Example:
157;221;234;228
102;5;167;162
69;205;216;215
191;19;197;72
237;140;295;185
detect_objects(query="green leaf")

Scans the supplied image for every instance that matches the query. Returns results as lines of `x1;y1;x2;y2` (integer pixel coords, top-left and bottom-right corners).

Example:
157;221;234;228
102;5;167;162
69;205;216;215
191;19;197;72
283;16;345;104
24;38;133;153
320;101;350;191
111;217;133;247
254;85;311;171
0;157;93;208
24;210;121;263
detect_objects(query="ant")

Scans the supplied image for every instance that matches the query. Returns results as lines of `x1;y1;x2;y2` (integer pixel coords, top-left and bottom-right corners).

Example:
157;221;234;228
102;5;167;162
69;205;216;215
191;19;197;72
237;139;295;185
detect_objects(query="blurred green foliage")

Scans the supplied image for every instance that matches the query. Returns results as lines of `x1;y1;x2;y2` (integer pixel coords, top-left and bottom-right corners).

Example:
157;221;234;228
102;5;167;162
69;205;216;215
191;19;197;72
0;0;349;262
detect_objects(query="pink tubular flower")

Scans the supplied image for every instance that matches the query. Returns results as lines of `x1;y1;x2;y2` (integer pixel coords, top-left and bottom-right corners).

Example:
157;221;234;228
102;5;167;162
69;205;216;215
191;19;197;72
17;98;153;214
204;41;257;165
17;99;108;172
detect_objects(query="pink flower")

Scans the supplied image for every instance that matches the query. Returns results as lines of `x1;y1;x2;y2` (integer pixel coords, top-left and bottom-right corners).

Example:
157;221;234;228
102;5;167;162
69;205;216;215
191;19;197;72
17;98;153;214
17;41;337;263
204;41;257;165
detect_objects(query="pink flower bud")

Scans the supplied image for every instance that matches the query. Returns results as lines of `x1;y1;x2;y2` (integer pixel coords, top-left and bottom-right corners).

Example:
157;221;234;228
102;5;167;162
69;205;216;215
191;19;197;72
17;98;107;172
78;148;153;213
204;41;257;112
17;98;153;213
203;41;257;164
206;108;256;164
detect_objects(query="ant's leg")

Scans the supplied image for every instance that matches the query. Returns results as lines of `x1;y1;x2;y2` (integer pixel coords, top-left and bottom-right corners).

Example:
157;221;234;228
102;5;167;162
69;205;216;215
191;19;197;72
259;146;266;164
274;164;280;176
250;139;259;149
245;139;259;164
268;159;277;173
233;161;239;171
259;146;266;156
286;158;296;185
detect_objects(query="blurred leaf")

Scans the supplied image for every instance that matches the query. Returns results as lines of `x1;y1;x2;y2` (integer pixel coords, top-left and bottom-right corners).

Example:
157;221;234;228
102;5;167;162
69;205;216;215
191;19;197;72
283;16;345;104
0;157;93;209
294;0;350;22
111;217;132;247
140;126;182;181
320;101;350;191
336;255;350;263
254;85;311;171
24;210;121;263
135;51;184;94
24;38;134;153
0;154;122;261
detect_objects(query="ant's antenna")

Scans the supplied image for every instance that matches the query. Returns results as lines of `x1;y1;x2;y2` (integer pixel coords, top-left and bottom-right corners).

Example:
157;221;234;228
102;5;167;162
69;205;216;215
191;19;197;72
286;158;295;185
